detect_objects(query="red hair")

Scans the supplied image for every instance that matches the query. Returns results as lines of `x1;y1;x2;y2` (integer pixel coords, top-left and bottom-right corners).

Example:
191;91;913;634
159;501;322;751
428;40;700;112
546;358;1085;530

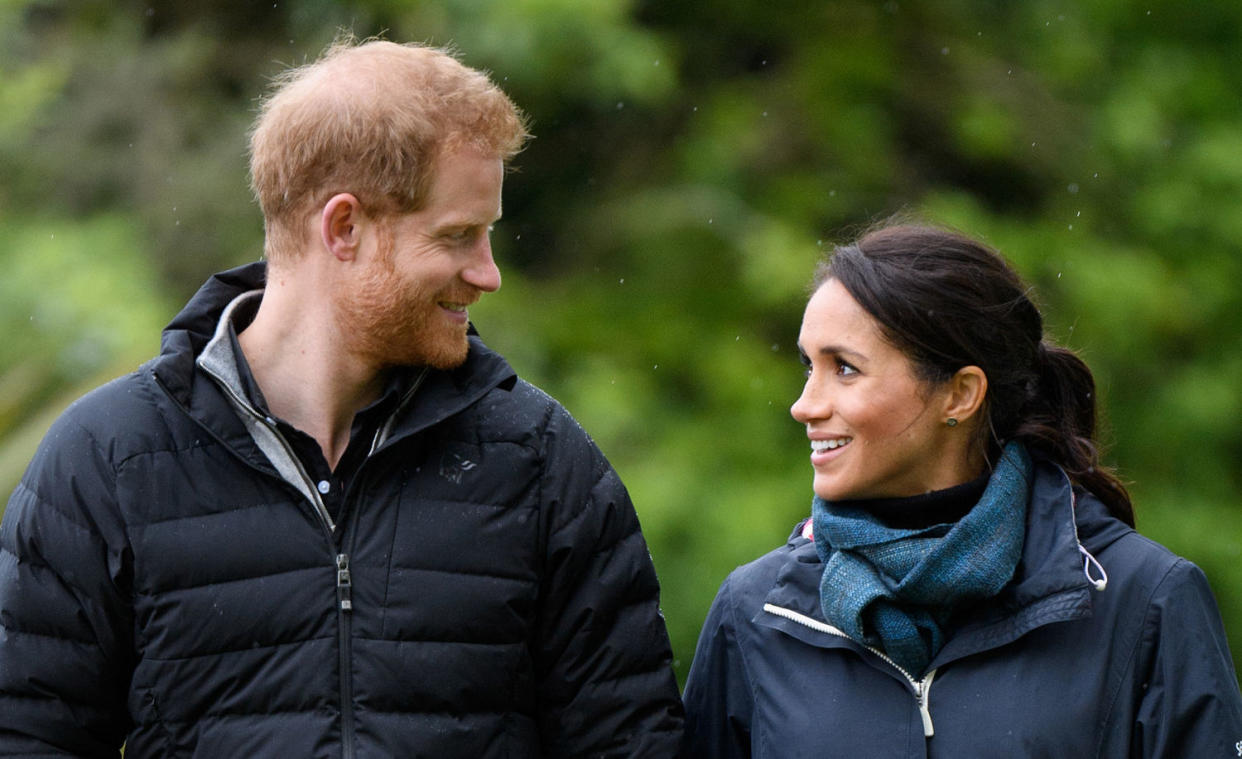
249;36;530;262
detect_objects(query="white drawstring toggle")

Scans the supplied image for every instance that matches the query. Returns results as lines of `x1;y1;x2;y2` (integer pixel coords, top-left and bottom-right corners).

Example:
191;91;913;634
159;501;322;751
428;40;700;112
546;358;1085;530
1078;544;1108;591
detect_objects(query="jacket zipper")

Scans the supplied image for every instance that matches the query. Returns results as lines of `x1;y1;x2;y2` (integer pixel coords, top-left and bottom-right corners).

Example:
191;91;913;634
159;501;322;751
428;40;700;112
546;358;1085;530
763;603;938;737
370;367;429;454
192;364;363;755
196;347;429;759
337;552;355;758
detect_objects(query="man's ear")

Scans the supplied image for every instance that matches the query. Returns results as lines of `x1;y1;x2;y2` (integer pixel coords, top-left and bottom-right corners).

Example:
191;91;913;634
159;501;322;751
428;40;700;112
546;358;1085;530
944;365;988;424
320;193;364;262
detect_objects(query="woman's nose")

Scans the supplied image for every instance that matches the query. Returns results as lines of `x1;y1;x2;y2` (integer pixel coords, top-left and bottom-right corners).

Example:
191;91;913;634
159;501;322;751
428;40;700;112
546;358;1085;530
790;378;828;424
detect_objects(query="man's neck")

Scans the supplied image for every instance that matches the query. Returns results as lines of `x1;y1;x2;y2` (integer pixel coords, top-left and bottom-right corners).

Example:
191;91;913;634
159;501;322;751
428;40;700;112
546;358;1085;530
237;276;384;470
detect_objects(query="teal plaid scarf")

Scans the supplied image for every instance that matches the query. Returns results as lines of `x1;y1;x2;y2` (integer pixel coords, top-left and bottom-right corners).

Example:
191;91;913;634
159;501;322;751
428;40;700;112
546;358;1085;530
812;442;1032;677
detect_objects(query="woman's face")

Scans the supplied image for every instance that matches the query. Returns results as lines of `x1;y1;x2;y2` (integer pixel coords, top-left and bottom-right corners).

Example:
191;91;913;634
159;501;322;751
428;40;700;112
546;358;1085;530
791;278;964;502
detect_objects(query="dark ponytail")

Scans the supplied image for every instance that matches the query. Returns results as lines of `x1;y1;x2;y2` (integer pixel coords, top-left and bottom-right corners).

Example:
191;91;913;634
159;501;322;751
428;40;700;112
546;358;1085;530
1018;343;1134;525
816;223;1134;526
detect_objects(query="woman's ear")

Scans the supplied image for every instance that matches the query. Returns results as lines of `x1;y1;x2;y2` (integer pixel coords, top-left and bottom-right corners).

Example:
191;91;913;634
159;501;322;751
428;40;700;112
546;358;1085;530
944;365;988;424
320;193;363;262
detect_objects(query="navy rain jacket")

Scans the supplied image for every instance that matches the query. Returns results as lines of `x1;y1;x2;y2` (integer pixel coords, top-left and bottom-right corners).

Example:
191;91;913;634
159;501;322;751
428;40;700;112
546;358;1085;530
0;262;684;757
682;459;1242;758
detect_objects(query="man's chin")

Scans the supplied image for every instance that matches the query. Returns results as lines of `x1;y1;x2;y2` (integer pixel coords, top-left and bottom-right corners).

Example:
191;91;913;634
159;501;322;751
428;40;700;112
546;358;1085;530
392;332;470;371
424;346;470;370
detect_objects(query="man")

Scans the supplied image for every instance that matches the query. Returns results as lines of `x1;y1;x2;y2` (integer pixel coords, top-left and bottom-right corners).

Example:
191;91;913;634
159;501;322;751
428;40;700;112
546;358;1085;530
0;39;684;757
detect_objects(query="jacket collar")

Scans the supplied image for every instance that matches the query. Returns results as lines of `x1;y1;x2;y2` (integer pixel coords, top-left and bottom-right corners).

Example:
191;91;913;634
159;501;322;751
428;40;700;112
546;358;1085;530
153;262;268;408
758;459;1117;669
151;261;517;467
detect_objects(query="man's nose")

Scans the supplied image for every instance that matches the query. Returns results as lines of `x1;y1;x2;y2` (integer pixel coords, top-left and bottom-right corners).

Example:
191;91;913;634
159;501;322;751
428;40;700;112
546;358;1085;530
463;236;501;292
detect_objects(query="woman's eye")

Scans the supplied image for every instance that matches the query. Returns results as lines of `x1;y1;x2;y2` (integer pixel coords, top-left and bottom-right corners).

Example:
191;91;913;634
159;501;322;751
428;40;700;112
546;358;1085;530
836;360;859;377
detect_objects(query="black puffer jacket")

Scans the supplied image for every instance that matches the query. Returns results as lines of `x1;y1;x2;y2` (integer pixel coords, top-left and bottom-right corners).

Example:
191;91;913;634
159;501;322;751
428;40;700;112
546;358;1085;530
0;263;684;758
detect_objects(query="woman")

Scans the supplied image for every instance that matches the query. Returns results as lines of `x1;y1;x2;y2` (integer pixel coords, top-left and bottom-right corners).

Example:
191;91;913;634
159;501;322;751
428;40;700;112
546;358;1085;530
681;224;1242;757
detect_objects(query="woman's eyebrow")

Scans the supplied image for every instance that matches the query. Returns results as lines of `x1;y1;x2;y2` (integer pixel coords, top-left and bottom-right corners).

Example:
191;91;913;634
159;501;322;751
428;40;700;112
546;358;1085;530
808;343;868;362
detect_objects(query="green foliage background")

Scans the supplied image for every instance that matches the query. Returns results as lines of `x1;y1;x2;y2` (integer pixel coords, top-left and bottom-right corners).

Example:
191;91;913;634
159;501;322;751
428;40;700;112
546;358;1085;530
2;0;1240;686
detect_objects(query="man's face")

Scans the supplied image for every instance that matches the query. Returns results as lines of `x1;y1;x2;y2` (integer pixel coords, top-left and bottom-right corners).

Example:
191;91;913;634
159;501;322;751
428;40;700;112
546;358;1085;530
337;145;504;370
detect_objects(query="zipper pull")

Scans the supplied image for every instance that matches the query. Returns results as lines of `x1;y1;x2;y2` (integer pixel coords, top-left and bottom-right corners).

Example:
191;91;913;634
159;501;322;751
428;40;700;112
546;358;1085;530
336;553;353;612
916;670;936;737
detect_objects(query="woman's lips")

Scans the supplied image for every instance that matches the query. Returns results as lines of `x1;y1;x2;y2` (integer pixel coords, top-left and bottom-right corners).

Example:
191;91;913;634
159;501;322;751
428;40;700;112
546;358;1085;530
809;436;852;465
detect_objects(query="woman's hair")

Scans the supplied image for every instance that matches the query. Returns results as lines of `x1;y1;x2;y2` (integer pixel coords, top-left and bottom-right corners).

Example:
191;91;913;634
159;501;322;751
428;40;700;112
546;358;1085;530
249;36;530;263
814;223;1134;526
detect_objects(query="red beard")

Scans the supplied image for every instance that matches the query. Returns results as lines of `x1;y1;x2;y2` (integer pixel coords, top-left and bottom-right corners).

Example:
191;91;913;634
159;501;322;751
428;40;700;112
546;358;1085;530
335;240;475;370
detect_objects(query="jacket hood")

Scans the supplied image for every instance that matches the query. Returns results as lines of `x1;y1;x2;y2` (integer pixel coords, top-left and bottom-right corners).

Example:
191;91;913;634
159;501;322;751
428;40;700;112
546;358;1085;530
163;262;266;360
152;261;267;404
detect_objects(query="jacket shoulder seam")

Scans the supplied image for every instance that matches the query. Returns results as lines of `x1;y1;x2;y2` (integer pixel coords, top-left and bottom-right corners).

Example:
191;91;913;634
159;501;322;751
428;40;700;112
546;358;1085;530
1093;541;1186;754
720;573;760;717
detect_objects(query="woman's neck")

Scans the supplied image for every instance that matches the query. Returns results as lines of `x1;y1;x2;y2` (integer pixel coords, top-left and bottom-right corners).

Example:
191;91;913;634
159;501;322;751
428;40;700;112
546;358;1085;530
832;472;992;530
